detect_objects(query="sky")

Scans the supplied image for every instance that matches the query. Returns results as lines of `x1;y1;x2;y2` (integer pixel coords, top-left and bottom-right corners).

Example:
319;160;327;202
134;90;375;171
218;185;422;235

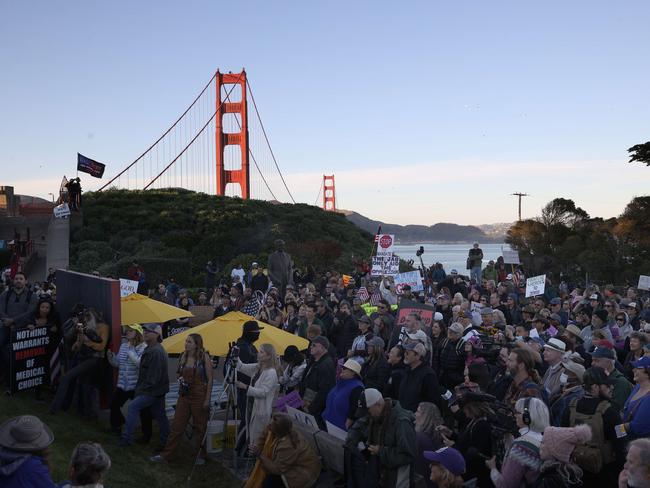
1;1;649;225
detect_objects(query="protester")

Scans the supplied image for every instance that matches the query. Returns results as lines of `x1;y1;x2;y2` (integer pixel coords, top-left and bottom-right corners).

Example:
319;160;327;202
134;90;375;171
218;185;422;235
399;342;441;412
537;425;590;487
106;323;151;439
322;359;364;430
345;388;416;487
619;438;650;488
591;345;633;411
503;346;546;408
423;447;466;488
486;397;549;487
279;345;307;393
414;402;444;485
620;355;650;441
255;414;321;488
361;336;390;393
60;442;111;488
120;323;169;449
153;333;213;465
299;336;336;428
0;415;56;487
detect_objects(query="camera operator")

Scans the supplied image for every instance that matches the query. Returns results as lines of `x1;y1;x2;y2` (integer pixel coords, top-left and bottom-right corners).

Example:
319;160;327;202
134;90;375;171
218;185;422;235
50;308;109;417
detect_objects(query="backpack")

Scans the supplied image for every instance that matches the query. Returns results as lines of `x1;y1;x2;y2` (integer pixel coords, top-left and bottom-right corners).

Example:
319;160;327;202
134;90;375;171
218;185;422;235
4;288;33;312
568;398;614;473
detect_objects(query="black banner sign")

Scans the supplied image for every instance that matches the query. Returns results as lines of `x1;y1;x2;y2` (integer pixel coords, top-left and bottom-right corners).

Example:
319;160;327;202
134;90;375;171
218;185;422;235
10;326;51;394
396;299;436;328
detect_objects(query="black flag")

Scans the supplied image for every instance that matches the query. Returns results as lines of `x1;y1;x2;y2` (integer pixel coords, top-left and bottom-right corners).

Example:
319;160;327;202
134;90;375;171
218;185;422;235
77;153;106;178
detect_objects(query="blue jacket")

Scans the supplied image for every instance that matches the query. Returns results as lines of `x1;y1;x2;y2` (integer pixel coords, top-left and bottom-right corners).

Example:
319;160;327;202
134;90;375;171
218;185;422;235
623;384;650;438
322;377;364;430
0;448;57;488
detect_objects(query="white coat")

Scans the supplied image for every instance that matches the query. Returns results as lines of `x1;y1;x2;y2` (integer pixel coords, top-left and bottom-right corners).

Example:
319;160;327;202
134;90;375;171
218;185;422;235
237;359;279;447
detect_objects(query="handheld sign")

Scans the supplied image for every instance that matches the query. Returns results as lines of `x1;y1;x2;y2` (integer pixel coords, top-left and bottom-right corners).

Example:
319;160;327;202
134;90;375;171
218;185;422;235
502;248;520;265
638;275;650;291
286;406;319;432
376;234;395;256
53;203;71;219
10;326;52;394
119;279;138;297
525;274;546;298
371;255;399;277
394;271;424;293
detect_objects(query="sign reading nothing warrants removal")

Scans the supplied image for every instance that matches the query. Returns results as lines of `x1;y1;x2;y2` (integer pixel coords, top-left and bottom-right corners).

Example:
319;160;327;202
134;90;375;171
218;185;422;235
10;326;52;394
371;255;399;277
525;274;546;298
638;275;650;291
375;234;395;256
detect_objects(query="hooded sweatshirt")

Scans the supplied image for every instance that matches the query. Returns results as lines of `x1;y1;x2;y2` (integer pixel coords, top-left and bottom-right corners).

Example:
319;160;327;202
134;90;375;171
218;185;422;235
0;448;56;488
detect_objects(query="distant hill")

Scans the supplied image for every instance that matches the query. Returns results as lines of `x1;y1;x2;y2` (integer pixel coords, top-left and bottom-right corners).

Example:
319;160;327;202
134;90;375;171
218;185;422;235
343;210;506;243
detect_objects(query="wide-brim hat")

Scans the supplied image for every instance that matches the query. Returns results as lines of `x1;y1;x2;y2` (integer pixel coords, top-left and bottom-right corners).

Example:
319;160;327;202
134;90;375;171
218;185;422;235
0;416;54;452
544;338;567;354
564;324;582;340
342;359;362;376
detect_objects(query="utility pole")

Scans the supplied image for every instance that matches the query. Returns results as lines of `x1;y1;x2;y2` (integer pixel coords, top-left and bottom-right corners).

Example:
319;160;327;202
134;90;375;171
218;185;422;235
511;192;529;221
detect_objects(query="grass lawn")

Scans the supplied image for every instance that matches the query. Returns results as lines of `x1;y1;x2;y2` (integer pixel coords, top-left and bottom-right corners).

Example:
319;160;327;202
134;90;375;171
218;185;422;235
0;391;240;488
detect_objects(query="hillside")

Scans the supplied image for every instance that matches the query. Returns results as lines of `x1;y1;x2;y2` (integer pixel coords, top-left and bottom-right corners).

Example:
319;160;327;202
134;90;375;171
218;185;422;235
70;189;374;286
343;210;504;243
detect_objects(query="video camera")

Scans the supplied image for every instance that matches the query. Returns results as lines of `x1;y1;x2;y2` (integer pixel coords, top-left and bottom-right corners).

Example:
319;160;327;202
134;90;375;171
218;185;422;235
415;246;424;257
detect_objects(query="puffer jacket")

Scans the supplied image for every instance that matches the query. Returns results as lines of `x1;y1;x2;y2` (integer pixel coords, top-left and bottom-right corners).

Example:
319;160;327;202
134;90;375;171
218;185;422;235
437;337;466;390
0;448;56;487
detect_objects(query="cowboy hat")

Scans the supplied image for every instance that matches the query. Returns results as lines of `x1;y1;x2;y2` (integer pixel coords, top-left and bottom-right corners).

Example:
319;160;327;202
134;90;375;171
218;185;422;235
0;415;54;452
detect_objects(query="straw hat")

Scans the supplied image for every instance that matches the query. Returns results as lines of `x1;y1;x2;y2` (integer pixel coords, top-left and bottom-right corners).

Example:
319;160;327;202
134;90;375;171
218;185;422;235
0;416;54;452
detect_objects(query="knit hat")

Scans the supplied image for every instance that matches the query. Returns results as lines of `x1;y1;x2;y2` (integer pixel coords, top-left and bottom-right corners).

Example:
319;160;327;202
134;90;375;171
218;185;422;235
366;336;385;350
563;359;586;382
363;388;383;408
423;447;466;476
540;425;592;463
593;309;608;323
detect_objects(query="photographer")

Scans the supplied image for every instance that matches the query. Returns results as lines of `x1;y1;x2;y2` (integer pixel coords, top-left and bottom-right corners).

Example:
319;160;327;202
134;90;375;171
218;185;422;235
152;333;212;465
50;308;109;416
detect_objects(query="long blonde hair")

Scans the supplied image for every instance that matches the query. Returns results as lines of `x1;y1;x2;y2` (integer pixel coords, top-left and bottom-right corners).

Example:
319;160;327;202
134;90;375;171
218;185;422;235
259;343;283;377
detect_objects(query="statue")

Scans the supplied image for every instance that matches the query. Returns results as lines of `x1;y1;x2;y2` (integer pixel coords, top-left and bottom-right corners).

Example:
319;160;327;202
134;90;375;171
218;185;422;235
267;239;293;297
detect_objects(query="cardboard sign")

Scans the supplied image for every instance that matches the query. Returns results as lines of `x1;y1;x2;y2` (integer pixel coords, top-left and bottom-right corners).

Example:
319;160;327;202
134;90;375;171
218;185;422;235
396;299;436;328
10;326;52;394
119;278;138;297
286;406;319;432
371;255;399;277
638;275;650;291
502;248;520;265
394;271;424;293
53;203;71;219
525;274;546;298
376;234;395;256
188;305;214;327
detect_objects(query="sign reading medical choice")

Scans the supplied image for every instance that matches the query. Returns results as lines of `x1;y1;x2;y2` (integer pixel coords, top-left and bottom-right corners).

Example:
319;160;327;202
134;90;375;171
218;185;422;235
376;234;395;256
10;326;51;394
525;274;546;298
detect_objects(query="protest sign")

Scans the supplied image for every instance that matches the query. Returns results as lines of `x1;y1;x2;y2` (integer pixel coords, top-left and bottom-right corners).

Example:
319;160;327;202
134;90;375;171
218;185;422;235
396;299;436;328
525;274;546;298
53;203;71;219
394;271;424;293
119;278;138;297
10;326;51;394
371;255;399;277
375;234;395;256
286;406;319;432
638;275;650;291
470;301;482;314
502;248;520;265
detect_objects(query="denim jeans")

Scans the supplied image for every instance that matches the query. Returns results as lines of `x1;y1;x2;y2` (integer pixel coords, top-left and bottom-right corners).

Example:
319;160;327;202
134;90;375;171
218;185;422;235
471;266;482;283
122;394;169;446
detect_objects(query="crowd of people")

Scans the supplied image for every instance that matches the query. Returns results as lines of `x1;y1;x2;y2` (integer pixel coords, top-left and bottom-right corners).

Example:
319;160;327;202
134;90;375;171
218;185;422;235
2;245;650;487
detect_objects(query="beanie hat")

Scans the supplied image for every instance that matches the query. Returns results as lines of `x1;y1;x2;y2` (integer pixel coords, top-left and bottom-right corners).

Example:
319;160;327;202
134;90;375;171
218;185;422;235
540;425;592;463
593;309;608;323
363;388;383;408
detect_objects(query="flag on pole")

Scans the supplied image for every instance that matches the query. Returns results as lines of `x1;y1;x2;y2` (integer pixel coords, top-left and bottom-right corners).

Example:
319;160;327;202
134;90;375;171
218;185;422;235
77;153;106;178
356;286;370;303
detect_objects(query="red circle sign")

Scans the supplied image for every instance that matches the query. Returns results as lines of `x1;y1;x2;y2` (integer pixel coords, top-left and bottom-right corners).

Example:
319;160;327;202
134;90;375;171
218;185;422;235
379;235;393;249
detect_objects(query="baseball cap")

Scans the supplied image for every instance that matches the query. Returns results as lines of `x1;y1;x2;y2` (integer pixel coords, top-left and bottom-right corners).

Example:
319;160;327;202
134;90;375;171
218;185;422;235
311;336;330;349
366;336;385;349
142;323;163;342
590;347;616;360
550;298;562;305
404;341;427;357
479;307;493;316
589;294;599;300
631;356;650;369
450;269;458;275
358;315;371;324
448;323;464;335
363;388;383;408
423;447;466;476
123;323;144;336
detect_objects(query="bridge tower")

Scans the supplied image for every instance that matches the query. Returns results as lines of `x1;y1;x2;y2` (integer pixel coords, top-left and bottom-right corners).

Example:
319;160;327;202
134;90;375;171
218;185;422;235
215;70;250;198
323;174;336;211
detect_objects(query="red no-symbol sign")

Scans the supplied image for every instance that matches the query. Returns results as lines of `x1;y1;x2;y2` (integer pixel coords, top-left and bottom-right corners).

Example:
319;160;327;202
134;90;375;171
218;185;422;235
379;235;393;249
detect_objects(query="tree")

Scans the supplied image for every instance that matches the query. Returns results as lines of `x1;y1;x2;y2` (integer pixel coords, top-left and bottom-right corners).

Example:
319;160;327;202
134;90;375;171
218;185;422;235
539;198;589;228
628;141;650;166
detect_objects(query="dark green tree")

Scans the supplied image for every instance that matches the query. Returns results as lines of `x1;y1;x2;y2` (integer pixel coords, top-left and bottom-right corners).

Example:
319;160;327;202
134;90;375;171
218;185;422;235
628;141;650;166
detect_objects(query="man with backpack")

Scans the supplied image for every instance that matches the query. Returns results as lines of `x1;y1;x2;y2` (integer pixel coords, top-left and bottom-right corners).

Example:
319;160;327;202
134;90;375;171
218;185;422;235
561;366;626;486
0;272;38;386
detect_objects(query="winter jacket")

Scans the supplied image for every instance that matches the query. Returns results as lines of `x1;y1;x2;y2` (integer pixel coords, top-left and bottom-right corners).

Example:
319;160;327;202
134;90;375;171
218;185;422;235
322;377;364;430
0;449;56;488
332;313;359;359
237;360;280;446
0;288;38;322
261;431;321;488
135;343;169;397
437;337;466;390
300;354;336;424
346;400;416;488
110;342;146;391
362;355;391;393
398;362;440;412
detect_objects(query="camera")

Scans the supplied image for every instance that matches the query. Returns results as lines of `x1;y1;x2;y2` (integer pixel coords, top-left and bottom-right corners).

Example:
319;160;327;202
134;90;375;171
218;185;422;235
179;377;190;397
415;246;424;257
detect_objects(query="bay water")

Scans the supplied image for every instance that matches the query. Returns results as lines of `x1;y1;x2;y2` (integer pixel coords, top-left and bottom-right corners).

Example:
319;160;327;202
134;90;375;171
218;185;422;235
392;243;506;272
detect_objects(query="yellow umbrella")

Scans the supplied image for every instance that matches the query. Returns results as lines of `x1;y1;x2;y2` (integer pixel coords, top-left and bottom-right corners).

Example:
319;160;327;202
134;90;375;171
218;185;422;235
162;311;309;356
120;293;193;326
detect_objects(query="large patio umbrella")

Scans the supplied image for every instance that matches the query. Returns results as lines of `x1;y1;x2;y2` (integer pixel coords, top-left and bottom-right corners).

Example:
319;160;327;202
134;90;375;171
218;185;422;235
120;293;193;326
162;311;309;356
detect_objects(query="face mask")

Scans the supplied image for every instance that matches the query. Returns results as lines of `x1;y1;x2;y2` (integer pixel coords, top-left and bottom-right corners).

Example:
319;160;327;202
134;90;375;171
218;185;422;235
516;336;524;341
560;373;568;385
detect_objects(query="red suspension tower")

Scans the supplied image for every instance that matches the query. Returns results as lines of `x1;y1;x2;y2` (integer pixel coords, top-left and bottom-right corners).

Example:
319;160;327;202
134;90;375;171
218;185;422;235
216;70;250;198
323;174;336;211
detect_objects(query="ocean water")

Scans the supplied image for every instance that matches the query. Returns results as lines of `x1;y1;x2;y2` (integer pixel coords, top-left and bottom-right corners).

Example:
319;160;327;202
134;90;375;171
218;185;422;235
392;243;506;272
